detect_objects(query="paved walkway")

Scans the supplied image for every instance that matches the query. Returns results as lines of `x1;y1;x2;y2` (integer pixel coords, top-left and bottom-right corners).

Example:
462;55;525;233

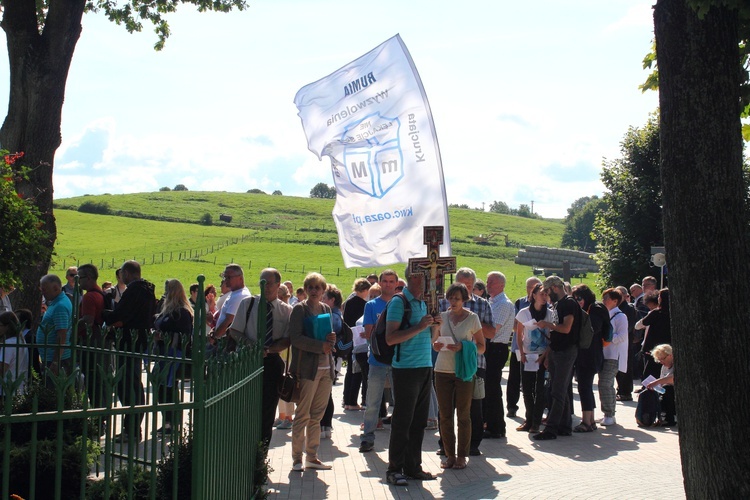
266;369;684;499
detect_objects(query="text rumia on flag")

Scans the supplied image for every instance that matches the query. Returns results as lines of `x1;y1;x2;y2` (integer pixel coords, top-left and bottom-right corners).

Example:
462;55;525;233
294;34;451;268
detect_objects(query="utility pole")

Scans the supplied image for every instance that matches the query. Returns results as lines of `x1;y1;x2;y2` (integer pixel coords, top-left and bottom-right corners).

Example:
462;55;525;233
531;200;535;214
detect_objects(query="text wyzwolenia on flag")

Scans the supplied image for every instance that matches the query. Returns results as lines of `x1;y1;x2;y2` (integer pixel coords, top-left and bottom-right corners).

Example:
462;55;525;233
294;34;451;268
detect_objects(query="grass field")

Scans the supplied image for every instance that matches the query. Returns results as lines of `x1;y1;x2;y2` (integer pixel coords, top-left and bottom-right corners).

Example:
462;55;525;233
52;192;597;299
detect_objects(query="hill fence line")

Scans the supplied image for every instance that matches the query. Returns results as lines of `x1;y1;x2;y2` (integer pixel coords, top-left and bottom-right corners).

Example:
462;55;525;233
51;232;353;272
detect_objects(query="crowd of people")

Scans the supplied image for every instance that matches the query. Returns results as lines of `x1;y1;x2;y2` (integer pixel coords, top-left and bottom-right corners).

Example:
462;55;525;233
0;262;677;486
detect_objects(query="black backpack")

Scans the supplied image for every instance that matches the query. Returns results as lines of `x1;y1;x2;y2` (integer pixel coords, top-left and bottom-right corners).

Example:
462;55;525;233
576;300;595;350
636;389;660;427
93;288;116;312
371;293;411;365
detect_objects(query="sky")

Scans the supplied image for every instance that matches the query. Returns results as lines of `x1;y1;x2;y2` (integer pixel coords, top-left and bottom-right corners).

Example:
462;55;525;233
0;0;660;219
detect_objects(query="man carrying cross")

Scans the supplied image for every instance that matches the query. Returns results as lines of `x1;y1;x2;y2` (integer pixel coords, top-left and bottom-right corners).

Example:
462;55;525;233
385;226;454;486
384;263;440;486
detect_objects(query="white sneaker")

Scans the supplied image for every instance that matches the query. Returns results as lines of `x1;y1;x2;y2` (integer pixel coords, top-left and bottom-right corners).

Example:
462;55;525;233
292;461;304;472
273;418;283;427
277;419;292;430
305;458;332;470
601;416;616;426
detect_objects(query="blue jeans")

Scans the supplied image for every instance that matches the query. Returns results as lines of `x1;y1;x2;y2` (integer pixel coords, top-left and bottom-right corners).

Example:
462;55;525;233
361;363;391;445
546;345;577;435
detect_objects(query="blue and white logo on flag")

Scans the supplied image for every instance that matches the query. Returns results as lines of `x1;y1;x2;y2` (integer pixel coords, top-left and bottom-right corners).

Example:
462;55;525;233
341;113;403;199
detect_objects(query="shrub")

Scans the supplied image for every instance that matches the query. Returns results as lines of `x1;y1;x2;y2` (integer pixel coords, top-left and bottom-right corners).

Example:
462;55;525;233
157;434;192;499
159;186;171;191
1;438;100;499
87;465;152;499
173;184;188;191
199;213;213;225
78;200;111;215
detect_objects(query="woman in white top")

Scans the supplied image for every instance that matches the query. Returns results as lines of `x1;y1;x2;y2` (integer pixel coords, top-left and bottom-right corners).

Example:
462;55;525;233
515;283;553;433
432;283;485;470
0;311;30;399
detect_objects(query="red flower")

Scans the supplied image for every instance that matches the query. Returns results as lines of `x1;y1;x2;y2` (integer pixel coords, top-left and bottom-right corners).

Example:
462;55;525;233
4;152;24;165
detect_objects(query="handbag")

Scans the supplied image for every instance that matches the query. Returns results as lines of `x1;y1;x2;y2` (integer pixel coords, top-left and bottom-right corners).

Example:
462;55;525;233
472;375;485;400
278;346;301;403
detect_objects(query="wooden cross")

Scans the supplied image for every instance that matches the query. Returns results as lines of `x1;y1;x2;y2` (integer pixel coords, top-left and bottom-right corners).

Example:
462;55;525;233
408;226;456;316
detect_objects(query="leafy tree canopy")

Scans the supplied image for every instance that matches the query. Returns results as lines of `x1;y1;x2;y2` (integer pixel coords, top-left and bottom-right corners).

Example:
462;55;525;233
593;114;663;288
561;196;605;252
173;184;188;191
309;182;336;199
272;190;282;195
489;200;510;214
68;0;247;50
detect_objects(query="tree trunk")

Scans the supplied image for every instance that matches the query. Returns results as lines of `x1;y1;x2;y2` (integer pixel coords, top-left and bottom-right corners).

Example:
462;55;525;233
655;1;750;497
0;0;85;318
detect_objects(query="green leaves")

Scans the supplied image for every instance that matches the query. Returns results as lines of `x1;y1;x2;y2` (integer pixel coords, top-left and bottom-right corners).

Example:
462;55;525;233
592;116;664;288
82;0;248;51
0;150;51;289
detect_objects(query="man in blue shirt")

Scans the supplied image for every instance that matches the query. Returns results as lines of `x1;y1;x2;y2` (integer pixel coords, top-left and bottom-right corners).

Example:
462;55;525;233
359;269;399;453
37;274;73;382
385;266;439;486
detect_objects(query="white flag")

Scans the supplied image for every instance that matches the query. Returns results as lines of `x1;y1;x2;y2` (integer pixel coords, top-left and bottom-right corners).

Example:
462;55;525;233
294;34;451;268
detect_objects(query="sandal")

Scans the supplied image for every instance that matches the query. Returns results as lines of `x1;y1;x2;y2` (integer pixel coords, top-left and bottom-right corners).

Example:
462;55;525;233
573;423;595;433
441;457;456;469
453;458;467;470
407;470;437;480
386;472;408;486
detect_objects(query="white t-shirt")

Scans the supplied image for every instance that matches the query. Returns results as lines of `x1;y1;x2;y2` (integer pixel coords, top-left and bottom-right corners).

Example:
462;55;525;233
217;287;251;328
434;311;481;374
0;336;29;396
515;307;554;354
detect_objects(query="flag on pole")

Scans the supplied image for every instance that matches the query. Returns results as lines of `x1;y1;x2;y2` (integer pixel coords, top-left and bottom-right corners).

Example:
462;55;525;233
294;34;451;268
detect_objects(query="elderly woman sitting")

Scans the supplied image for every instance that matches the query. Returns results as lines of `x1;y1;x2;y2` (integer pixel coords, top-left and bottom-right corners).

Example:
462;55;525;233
646;343;676;426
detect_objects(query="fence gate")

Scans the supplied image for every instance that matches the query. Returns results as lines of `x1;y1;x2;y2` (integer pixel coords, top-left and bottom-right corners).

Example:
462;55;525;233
0;275;265;500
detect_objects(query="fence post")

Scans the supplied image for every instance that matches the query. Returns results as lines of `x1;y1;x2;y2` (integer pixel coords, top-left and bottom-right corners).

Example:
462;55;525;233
191;275;207;499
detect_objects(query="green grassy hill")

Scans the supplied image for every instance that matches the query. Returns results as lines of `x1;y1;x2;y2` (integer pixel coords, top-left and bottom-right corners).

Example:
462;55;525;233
52;192;592;299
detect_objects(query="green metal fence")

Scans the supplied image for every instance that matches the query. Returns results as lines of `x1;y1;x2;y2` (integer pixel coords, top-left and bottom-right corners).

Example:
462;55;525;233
0;275;265;499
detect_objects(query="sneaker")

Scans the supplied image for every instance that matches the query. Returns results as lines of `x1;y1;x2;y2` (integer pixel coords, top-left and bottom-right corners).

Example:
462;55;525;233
601;416;616;426
376;420;385;431
273;418;283;427
359;441;374;453
292;461;304;472
277;419;292;430
320;426;331;439
382;416;392;425
305;458;332;470
425;419;438;430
